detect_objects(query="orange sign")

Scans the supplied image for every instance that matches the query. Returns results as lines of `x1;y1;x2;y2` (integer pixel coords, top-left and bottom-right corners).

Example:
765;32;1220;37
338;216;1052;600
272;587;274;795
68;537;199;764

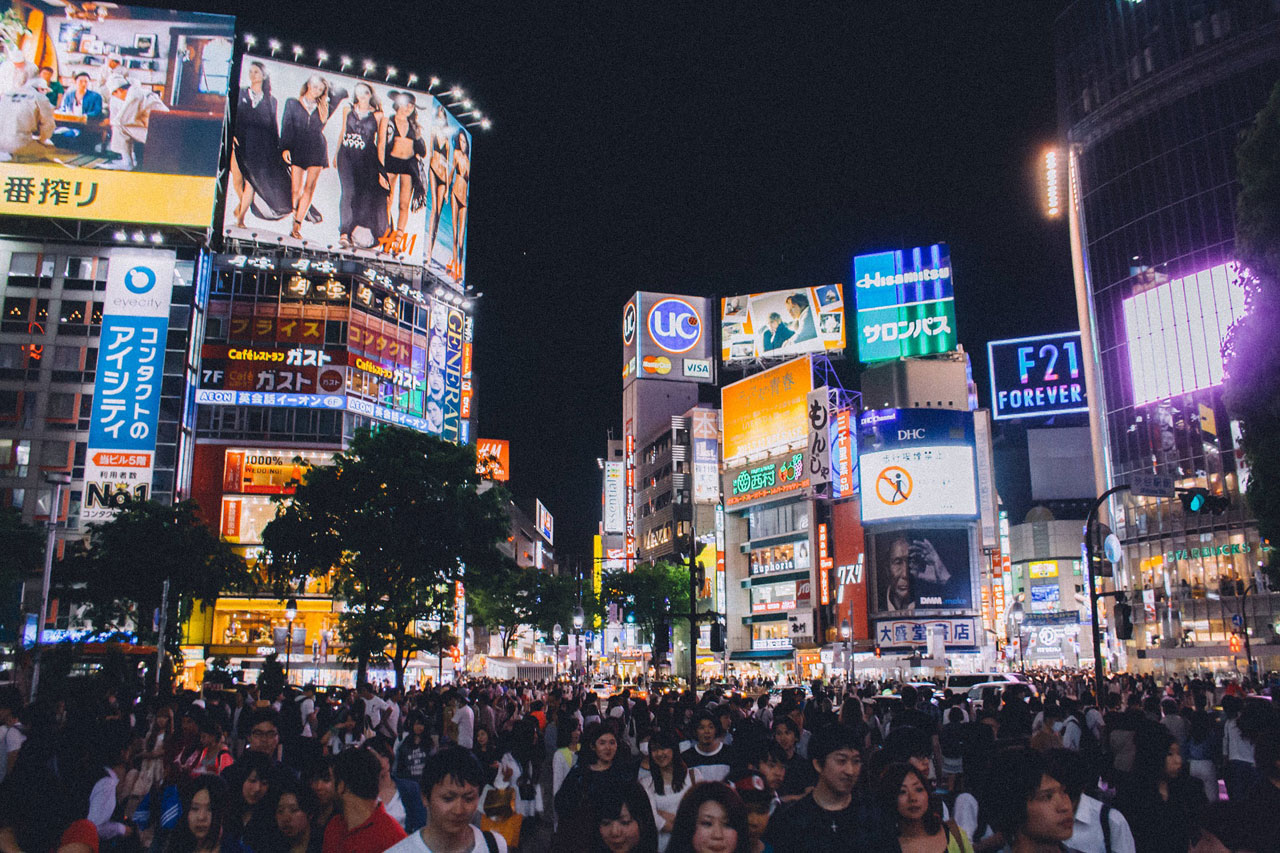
476;439;510;482
721;356;812;461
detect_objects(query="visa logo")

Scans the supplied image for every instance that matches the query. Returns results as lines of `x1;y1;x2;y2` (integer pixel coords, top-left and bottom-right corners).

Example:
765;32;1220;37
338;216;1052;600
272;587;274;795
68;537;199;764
683;358;711;378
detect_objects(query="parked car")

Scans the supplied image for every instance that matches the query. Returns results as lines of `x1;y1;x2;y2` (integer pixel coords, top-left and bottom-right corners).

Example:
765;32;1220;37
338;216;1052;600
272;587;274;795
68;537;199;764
944;671;1031;692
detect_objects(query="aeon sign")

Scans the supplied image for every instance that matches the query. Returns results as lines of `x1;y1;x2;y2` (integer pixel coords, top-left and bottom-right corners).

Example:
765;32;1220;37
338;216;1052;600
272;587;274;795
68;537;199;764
647;297;702;354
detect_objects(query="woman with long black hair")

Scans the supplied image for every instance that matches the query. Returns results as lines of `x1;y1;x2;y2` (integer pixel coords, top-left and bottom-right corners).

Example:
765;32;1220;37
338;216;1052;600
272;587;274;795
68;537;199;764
280;74;339;240
382;91;426;251
1114;725;1205;853
424;104;451;265
165;775;249;853
230;61;294;227
334;82;387;250
446;128;469;280
641;729;700;852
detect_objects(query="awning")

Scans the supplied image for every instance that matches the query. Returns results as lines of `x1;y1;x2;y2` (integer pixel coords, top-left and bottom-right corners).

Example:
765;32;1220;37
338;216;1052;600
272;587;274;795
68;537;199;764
730;649;794;661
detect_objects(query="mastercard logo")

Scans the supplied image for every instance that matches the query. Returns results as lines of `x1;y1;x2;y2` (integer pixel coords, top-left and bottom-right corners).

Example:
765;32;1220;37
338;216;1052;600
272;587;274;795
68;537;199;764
642;355;672;375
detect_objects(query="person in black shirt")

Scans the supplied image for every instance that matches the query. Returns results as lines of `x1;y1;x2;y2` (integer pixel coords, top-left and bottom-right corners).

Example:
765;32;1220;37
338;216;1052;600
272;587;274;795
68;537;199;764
765;726;879;853
682;710;733;782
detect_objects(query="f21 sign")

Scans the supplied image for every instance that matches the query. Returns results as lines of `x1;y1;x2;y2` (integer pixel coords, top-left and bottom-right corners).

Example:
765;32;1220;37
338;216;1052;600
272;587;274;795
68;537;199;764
988;332;1088;421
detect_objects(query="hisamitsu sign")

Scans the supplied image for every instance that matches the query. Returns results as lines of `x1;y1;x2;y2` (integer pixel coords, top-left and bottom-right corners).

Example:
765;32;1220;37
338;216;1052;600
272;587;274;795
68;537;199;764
988;332;1088;420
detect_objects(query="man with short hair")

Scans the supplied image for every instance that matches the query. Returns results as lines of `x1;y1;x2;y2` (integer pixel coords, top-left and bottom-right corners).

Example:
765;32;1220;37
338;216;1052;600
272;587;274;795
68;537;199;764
385;747;506;853
321;748;406;853
772;717;816;801
985;748;1078;853
448;691;475;749
224;707;297;783
682;710;732;781
765;726;877;852
1043;748;1136;853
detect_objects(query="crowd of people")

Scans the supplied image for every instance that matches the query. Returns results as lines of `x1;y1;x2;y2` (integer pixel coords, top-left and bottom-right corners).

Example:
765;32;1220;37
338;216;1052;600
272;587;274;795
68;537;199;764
0;669;1277;853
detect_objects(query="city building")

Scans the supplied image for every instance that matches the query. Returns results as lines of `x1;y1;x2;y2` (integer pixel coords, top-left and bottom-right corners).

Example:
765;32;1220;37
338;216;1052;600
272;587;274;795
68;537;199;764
1056;0;1280;672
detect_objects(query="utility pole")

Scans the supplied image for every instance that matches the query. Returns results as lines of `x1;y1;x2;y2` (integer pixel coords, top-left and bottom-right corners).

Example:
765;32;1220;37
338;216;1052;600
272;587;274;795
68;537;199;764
30;472;70;701
1086;484;1130;703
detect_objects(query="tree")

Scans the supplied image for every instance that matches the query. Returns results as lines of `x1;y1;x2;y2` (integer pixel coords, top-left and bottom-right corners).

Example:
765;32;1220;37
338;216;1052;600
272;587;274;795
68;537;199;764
601;560;690;673
0;507;44;639
470;564;585;657
57;500;254;662
1225;79;1280;585
260;427;509;689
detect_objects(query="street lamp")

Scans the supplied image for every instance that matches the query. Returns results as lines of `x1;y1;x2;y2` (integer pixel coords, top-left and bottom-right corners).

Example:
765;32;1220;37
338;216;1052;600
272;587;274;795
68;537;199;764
552;623;562;680
573;606;585;676
613;637;621;679
30;472;70;700
284;597;298;683
841;619;852;685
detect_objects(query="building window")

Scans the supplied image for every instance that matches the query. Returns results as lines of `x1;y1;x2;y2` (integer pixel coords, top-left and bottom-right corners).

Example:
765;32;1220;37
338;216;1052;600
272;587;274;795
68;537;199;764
46;393;76;420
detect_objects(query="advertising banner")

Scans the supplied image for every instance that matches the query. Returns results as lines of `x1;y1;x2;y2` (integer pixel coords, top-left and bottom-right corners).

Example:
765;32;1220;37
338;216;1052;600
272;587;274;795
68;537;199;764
223;55;471;278
805;387;831;488
199;344;346;396
82;250;175;523
535;499;553;545
988;332;1087;420
624;292;715;385
603;460;625;534
725;451;807;508
222;448;331;495
830;408;857;499
874;616;978;649
721;355;812;462
0;2;234;227
852;244;956;363
721;285;845;363
691;408;720;503
831;497;868;639
476;438;509;482
871;526;973;614
973;409;998;549
858;408;977;524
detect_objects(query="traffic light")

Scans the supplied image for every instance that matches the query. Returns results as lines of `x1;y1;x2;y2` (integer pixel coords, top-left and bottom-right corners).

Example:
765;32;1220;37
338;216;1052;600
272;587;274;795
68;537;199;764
1180;488;1230;514
874;645;882;658
1113;596;1134;641
1229;632;1243;654
710;622;725;653
653;620;669;658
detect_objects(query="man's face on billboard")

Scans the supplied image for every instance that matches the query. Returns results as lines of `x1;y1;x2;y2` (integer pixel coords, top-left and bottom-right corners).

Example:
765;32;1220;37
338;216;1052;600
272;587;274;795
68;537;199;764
889;538;911;599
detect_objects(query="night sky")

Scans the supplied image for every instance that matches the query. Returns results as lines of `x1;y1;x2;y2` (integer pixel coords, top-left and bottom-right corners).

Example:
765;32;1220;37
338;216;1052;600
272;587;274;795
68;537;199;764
168;0;1078;561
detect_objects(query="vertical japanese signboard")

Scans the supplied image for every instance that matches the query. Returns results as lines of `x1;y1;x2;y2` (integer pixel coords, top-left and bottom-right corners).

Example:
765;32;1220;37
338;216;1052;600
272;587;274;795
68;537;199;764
603;461;625;533
691;408;720;503
82;251;176;523
806;387;831;488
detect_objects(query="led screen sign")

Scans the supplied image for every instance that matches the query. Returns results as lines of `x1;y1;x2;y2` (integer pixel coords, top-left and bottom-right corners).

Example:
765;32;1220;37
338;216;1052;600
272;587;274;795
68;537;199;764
721;285;846;363
536;499;553;545
858;408;978;524
622;292;715;385
871;527;974;614
0;2;235;227
223;55;471;278
852;244;956;363
726;452;807;508
988;332;1088;420
1122;262;1246;406
476;439;510;482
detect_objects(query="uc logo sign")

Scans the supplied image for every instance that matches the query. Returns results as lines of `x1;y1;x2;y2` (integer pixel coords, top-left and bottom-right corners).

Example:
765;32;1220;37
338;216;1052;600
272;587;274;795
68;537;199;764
647;297;701;354
622;301;637;346
123;266;157;294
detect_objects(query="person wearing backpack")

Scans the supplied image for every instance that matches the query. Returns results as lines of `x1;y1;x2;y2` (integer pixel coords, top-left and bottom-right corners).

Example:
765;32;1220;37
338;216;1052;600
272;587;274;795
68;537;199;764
384;747;506;853
1045;748;1136;853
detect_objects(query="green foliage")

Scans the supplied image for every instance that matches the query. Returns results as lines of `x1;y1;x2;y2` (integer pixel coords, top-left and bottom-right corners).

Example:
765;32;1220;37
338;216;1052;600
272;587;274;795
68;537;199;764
469;564;587;656
57;500;253;646
601;560;690;669
260;427;509;688
1226;80;1280;585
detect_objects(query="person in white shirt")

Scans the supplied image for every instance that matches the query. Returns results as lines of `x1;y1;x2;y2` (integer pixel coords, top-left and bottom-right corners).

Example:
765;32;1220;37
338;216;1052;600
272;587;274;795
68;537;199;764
450;695;475;750
1044;746;1137;853
385;746;506;853
105;75;167;170
640;730;700;851
359;683;390;734
0;688;25;784
88;724;138;843
0;76;55;162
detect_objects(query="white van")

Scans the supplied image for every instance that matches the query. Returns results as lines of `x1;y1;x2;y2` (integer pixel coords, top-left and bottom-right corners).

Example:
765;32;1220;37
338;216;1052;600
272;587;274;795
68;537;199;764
943;672;1033;693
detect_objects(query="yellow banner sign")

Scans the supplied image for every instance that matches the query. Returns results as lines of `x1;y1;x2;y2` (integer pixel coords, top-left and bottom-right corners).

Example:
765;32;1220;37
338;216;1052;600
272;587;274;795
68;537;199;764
0;164;216;228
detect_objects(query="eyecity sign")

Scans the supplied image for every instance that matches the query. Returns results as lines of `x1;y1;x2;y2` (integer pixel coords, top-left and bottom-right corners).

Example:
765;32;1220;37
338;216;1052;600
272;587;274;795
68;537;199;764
988;332;1088;420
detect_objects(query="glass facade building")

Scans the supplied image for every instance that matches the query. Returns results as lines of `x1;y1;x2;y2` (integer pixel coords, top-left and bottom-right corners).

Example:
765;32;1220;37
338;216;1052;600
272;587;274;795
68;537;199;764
1055;0;1280;665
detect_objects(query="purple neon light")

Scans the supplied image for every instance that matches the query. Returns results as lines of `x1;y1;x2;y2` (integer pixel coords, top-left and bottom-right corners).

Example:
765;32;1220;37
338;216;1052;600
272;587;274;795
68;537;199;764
1122;262;1245;406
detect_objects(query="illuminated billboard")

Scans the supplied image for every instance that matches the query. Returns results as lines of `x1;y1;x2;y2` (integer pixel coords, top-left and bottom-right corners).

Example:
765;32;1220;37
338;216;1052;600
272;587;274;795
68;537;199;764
858;408;977;524
720;285;845;363
622;292;715;385
721;356;812;462
223;56;470;279
603;460;625;533
0;1;233;226
222;448;332;495
988;332;1087;420
82;250;175;523
690;408;719;503
476;439;509;481
535;499;553;545
852;244;956;363
872;526;973;614
1122;262;1246;406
